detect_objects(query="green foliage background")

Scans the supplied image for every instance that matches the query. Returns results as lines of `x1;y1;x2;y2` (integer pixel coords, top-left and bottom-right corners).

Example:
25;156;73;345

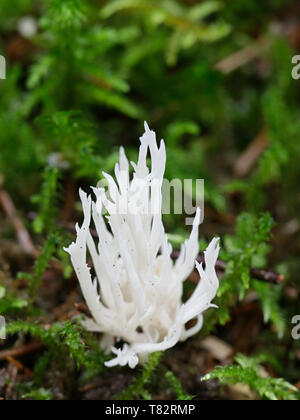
0;0;300;400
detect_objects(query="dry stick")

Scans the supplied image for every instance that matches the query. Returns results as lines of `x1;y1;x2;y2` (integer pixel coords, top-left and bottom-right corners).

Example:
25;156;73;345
0;341;43;361
6;356;33;378
0;185;36;257
234;127;269;178
214;37;270;74
45;216;284;285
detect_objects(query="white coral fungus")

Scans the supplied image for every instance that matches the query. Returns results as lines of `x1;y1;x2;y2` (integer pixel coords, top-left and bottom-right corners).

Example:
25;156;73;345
65;123;220;369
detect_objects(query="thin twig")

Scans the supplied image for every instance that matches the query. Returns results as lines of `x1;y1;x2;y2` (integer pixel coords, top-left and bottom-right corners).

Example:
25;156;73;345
0;184;36;257
234;127;269;177
214;38;270;74
6;356;33;378
0;341;43;361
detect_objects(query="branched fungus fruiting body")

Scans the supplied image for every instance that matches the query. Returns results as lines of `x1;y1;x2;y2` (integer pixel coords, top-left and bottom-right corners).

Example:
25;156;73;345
65;123;220;369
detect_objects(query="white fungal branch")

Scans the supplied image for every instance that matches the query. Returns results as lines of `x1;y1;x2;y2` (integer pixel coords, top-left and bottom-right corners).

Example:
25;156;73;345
65;123;220;369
